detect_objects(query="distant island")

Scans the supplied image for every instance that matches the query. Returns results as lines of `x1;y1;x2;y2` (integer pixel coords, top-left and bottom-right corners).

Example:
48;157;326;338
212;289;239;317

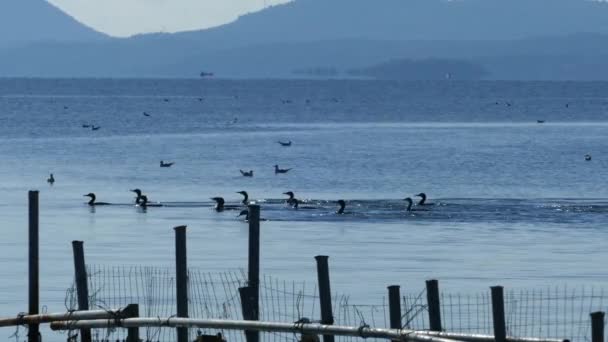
347;58;487;80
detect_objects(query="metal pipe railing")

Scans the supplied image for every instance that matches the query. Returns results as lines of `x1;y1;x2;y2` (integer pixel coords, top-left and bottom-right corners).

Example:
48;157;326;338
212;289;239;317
49;317;568;342
0;308;125;328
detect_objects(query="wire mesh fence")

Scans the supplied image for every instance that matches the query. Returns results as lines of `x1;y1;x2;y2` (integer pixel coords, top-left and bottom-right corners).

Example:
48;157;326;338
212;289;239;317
61;265;608;342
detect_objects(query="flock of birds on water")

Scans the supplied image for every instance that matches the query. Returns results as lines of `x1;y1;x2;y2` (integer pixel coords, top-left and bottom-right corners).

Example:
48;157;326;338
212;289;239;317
76;189;435;222
44;136;434;222
42;97;597;223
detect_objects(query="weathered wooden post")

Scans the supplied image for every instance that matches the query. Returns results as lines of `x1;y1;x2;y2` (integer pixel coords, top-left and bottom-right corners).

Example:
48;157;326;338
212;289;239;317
174;225;189;342
426;279;442;331
247;205;260;288
72;241;91;342
388;285;402;330
124;304;140;342
28;190;40;342
240;204;261;342
315;255;334;342
239;285;259;342
491;286;507;342
590;311;605;342
247;205;260;317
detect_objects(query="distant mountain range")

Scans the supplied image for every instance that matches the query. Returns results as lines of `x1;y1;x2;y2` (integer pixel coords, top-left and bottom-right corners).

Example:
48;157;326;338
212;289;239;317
1;0;608;80
0;0;107;48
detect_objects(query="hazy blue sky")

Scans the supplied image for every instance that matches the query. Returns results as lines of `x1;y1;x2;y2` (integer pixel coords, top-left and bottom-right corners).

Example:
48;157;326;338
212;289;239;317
48;0;290;37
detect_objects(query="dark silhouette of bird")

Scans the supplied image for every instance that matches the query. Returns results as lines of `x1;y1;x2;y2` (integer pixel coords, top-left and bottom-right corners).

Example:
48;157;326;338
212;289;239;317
143;112;151;117
84;193;110;206
240;170;254;177
336;200;346;214
91;125;100;131
278;140;292;147
274;165;292;174
160;161;174;168
415;193;435;206
283;191;297;205
47;173;55;185
237;191;250;205
130;189;143;204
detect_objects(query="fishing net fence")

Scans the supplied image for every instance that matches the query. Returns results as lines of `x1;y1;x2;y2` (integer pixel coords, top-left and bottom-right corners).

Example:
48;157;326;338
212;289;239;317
59;265;607;342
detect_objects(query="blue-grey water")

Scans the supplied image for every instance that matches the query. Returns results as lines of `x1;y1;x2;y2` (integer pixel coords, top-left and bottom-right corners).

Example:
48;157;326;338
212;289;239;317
1;79;608;341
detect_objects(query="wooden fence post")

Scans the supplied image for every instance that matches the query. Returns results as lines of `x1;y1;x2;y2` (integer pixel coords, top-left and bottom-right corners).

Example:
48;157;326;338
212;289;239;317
72;241;91;342
124;304;140;342
388;285;402;330
239;286;260;342
591;311;605;342
315;255;335;342
174;225;189;342
426;279;442;332
247;205;260;321
491;286;507;342
28;190;40;342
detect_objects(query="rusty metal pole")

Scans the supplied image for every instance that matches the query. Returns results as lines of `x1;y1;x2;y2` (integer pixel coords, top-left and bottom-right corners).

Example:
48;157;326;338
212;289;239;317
426;280;443;332
175;225;189;342
590;311;605;342
72;241;91;342
315;255;334;342
28;190;40;342
388;285;402;330
491;286;506;342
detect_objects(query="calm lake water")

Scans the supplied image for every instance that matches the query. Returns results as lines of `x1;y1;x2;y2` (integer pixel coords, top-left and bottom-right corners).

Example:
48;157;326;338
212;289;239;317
0;79;607;341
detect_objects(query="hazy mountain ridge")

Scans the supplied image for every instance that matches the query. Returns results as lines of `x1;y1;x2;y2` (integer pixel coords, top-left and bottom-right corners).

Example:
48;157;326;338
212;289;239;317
138;0;608;46
2;0;608;79
0;0;108;47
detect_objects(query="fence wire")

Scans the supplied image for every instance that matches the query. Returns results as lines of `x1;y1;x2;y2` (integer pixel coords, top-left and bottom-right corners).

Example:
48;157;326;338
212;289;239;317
62;265;608;342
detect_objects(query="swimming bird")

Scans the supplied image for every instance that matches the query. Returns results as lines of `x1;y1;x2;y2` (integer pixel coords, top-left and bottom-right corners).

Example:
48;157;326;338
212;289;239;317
237;209;267;222
237;191;250;205
91;125;100;131
130;189;143;204
415;193;434;206
585;154;592;161
210;197;240;212
160;160;174;168
278;140;292;147
537;120;545;124
47;173;55;185
275;165;292;174
163;98;170;102
336;200;346;214
84;193;110;206
143;112;151;117
240;170;254;177
283;191;297;205
82;124;90;128
404;197;428;212
139;195;162;208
